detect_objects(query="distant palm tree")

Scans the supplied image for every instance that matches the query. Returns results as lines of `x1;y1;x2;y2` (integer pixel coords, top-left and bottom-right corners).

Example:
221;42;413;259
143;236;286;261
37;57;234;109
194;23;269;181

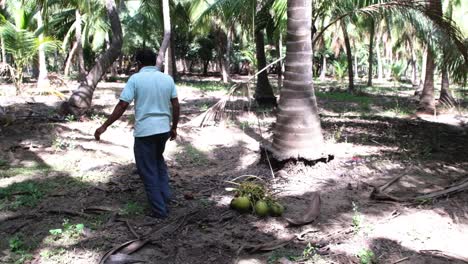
0;0;59;94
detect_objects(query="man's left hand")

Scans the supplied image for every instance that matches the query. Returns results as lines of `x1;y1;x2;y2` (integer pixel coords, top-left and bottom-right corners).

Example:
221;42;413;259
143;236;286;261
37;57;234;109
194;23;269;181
170;128;177;141
94;126;107;141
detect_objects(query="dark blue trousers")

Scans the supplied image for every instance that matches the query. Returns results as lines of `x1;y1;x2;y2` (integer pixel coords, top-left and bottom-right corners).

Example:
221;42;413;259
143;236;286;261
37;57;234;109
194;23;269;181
134;132;171;218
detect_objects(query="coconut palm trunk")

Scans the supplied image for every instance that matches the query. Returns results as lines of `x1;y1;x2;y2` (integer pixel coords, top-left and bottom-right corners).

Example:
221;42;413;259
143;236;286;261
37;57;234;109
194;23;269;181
64;0;123;116
439;68;455;107
75;9;86;82
37;7;50;89
418;0;442;114
254;29;276;106
156;0;171;70
341;21;354;92
270;0;325;162
418;48;436;113
367;19;375;87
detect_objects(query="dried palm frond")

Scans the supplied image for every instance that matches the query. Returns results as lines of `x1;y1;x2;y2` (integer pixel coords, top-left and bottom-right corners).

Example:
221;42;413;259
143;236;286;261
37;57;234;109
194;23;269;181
187;56;284;127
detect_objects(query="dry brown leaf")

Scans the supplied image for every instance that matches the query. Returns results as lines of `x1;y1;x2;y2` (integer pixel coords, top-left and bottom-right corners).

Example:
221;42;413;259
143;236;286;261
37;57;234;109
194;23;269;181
285;192;321;226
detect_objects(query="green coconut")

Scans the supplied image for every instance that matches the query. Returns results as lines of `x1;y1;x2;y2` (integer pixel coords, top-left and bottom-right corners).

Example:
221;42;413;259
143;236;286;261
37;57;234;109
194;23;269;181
230;196;251;213
269;202;284;217
254;200;270;217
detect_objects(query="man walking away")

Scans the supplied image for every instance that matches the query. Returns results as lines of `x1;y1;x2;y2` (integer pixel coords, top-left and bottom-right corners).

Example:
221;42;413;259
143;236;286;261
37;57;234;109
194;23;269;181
94;49;180;218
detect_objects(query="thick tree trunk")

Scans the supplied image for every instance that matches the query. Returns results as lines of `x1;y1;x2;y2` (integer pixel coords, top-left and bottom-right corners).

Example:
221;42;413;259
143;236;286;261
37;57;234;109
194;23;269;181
254;29;276;106
63;0;123;116
439;69;455;107
418;48;436;114
341;21;354;92
37;9;50;89
418;0;441;114
270;0;325;162
367;20;375;87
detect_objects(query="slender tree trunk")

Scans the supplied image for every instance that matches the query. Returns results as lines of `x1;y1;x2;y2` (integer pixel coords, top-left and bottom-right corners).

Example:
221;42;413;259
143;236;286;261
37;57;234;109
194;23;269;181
37;8;50;89
225;27;233;81
156;0;171;70
277;33;283;89
418;47;427;91
385;41;393;80
410;41;419;88
63;0;123;116
418;0;442;114
270;0;324;162
169;30;177;79
439;68;455;107
75;10;86;82
64;41;79;76
216;28;230;83
341;21;354;92
1;36;5;64
354;51;358;79
254;29;276;106
319;55;326;81
418;48;436;113
367;19;375;87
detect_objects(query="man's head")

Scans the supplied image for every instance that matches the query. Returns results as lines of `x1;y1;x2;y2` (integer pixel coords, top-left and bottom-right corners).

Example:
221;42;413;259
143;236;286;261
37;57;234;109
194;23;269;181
135;49;156;68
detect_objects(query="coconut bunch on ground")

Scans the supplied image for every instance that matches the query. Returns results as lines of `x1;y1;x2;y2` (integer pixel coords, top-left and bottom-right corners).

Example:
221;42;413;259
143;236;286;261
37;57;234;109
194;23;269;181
228;180;284;217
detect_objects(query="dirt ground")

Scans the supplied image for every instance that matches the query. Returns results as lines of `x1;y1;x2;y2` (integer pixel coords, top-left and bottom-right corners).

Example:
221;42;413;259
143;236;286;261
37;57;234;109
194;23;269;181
1;78;468;264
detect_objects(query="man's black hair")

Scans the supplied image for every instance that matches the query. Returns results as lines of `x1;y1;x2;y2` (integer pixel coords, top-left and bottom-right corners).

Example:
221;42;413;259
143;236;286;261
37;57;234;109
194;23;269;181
135;49;156;66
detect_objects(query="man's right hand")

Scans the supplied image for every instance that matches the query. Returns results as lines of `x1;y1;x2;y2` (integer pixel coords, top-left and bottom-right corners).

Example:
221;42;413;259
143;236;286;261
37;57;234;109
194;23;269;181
94;126;107;141
170;128;177;141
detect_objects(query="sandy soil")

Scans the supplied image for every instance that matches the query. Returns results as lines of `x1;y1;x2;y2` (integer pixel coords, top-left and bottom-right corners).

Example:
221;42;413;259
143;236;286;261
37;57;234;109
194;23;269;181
1;80;468;264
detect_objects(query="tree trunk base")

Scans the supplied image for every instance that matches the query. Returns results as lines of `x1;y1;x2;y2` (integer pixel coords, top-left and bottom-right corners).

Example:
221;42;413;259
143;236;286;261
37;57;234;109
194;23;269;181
254;96;277;107
439;92;456;108
259;144;333;170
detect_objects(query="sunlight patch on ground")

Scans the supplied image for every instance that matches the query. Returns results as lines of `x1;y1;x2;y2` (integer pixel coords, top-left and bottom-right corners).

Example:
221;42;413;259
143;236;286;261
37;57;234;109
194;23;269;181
371;210;468;258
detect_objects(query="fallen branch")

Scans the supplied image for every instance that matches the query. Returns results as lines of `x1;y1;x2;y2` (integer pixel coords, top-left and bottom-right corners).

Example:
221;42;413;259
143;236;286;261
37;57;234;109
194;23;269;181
413;177;468;201
419;250;468;263
370;176;468;203
380;175;405;192
115;219;140;239
392;257;410;264
187;56;285;128
98;239;141;264
46;209;88;218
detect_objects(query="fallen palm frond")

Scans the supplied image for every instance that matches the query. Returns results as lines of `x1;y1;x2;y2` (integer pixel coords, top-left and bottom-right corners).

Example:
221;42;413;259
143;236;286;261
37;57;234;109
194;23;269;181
186;56;284;128
370;176;468;202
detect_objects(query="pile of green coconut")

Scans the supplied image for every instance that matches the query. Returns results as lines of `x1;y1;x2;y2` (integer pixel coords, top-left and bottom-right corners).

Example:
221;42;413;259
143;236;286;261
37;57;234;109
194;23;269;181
228;179;284;217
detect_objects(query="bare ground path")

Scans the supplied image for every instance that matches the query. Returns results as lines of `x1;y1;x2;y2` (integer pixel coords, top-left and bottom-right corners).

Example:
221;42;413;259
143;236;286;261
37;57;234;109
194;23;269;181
1;80;468;264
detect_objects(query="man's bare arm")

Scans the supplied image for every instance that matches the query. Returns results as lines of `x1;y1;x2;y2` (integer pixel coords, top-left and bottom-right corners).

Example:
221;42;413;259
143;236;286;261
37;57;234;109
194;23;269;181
170;97;180;140
94;100;130;140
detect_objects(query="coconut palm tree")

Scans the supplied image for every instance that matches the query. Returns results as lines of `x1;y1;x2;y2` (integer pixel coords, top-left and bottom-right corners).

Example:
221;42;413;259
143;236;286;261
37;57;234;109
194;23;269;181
63;0;122;116
270;0;325;161
0;0;59;94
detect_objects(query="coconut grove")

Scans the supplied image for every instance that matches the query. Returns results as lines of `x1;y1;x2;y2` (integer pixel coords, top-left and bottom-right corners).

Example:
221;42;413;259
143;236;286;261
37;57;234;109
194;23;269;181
0;0;467;263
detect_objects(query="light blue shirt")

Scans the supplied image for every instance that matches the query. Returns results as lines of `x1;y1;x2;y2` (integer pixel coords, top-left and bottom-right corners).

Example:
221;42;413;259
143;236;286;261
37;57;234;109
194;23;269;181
120;66;177;137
